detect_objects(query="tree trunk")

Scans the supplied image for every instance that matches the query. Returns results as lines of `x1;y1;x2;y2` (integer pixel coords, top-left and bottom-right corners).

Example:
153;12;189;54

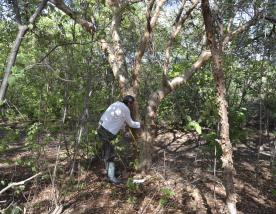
201;0;237;213
139;86;171;170
0;0;48;102
213;53;236;214
0;25;28;102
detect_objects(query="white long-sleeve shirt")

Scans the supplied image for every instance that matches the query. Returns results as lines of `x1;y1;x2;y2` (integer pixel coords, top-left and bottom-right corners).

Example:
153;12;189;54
99;101;140;135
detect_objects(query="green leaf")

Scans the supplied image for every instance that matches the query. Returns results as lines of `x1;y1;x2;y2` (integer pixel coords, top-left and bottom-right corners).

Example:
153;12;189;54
159;198;168;206
187;121;202;135
8;75;16;86
159;187;175;206
28;24;33;29
31;166;36;172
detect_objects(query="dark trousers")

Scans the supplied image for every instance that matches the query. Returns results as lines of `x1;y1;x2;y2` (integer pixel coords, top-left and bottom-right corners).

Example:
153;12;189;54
97;125;116;162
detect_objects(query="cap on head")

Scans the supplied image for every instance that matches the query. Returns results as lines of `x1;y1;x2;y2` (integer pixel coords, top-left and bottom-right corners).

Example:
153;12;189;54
122;95;135;105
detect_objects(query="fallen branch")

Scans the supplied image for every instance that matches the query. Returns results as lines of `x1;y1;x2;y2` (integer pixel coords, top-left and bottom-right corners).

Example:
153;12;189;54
0;172;42;195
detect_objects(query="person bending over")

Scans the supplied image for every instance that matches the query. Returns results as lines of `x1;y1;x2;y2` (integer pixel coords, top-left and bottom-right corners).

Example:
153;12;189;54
97;95;140;184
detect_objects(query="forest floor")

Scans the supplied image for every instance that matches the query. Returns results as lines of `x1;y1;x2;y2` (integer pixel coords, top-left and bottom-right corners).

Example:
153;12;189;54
0;124;276;214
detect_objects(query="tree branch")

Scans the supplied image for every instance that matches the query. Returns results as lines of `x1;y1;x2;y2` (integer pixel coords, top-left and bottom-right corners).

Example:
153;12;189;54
226;0;247;33
146;50;211;121
264;16;276;24
162;0;185;84
162;0;199;87
0;173;42;195
169;50;211;89
29;0;48;24
49;0;131;95
223;12;260;46
121;0;143;8
39;41;94;63
132;0;166;94
106;0;130;95
49;0;96;33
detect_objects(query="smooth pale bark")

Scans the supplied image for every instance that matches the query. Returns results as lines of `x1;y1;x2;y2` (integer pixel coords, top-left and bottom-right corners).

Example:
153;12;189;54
98;0;144;96
201;0;236;213
0;0;48;102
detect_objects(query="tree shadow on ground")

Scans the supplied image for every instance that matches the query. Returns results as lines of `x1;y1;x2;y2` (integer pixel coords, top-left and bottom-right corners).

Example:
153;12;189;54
2;126;275;213
152;127;276;213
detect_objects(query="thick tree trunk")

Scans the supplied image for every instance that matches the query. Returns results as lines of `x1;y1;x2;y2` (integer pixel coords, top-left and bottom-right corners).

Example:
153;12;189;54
139;86;171;170
212;52;236;214
201;0;236;213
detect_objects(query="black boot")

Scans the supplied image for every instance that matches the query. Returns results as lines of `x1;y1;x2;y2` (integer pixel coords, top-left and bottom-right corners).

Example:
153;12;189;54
107;162;121;184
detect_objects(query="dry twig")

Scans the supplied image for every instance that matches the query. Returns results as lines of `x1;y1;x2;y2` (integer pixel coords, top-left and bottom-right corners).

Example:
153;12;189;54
0;172;42;195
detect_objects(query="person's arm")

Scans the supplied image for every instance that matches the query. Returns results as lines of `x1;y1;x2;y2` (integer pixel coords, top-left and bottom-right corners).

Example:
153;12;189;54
125;108;140;129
